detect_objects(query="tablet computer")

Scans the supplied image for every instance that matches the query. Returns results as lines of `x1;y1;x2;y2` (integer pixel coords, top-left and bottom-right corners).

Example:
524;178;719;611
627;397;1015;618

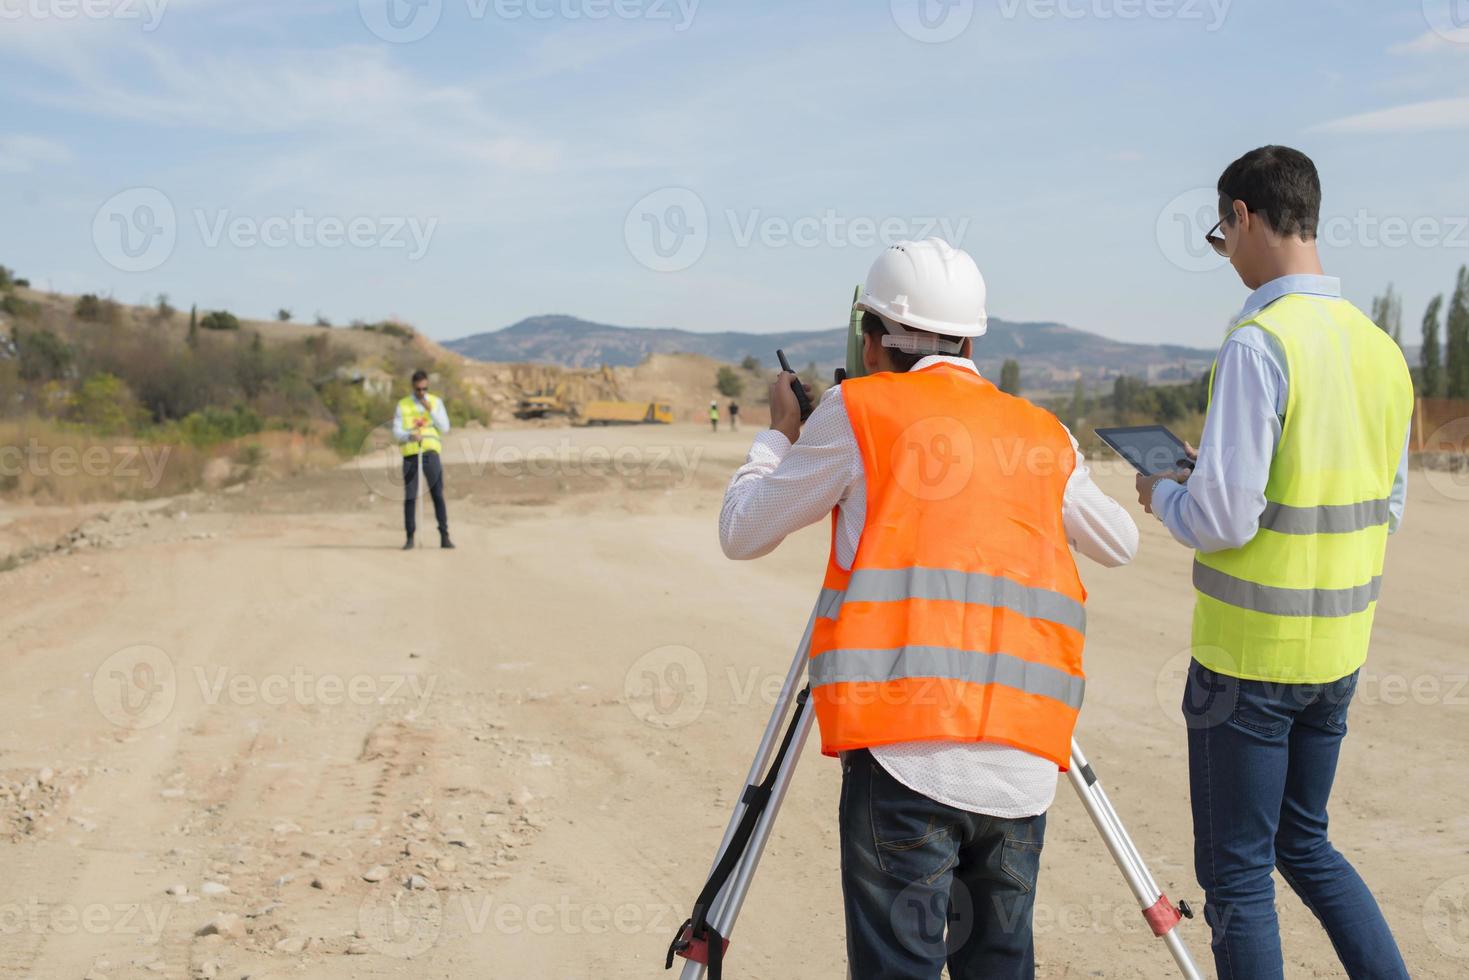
1094;425;1194;477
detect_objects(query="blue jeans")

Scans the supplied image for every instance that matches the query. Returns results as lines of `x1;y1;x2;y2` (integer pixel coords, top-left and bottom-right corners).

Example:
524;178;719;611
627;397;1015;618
1183;660;1408;979
839;748;1044;979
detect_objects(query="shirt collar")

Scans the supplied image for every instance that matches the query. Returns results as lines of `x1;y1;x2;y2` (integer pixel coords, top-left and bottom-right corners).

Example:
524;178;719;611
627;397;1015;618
1233;274;1341;327
911;354;981;376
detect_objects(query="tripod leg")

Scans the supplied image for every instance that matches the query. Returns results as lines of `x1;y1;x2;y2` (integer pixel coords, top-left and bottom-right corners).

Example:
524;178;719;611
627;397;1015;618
1068;739;1204;980
670;606;820;979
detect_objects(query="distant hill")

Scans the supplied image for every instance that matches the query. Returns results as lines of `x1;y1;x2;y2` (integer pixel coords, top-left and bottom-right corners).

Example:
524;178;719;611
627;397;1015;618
445;314;1217;388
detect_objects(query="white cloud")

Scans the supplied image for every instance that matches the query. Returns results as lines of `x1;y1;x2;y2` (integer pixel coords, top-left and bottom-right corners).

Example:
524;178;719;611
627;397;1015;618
0;134;72;173
1310;96;1469;134
1389;28;1469;55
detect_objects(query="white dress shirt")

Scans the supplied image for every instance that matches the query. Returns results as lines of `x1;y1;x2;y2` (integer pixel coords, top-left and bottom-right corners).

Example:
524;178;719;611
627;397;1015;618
720;356;1139;818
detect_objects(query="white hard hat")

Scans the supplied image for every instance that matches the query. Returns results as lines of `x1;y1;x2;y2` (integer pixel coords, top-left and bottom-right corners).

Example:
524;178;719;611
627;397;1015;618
856;239;987;354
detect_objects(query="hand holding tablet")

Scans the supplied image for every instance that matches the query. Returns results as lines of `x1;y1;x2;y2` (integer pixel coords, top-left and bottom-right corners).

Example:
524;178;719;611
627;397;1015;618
1094;425;1196;477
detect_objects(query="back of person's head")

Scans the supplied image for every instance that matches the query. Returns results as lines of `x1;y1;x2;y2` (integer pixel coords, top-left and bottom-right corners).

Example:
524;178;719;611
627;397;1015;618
1217;145;1321;240
860;311;964;373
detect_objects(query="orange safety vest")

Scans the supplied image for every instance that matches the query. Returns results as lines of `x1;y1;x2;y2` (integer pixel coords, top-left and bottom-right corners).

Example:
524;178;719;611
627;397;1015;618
809;363;1088;769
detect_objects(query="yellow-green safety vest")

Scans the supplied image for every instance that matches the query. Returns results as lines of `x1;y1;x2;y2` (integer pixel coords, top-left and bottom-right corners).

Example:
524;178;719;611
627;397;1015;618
1190;293;1413;684
399;394;443;457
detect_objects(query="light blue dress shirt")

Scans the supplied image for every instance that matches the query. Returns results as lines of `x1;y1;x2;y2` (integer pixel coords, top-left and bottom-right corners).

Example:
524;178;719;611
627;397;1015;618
1152;275;1410;553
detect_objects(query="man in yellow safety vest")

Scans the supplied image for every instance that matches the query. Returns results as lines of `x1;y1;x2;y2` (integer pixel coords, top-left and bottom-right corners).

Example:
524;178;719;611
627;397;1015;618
394;369;454;550
1136;146;1412;979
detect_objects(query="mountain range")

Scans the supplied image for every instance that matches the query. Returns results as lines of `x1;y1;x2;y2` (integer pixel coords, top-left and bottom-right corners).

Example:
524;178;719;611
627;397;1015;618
445;314;1218;388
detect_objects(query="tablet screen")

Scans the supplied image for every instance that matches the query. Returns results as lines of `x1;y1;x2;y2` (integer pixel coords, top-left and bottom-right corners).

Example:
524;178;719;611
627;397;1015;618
1095;425;1192;476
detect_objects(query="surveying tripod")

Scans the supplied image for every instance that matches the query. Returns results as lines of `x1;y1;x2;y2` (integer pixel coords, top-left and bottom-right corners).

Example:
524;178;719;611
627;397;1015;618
665;607;1205;979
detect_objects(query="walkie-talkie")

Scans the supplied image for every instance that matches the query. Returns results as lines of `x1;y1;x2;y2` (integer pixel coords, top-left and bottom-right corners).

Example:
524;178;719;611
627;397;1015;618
776;349;814;421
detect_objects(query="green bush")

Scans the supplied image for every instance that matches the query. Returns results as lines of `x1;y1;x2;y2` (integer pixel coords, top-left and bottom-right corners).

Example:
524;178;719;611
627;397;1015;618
716;365;744;397
200;310;241;331
15;328;74;381
177;405;264;447
75;294;103;320
1;292;40;320
351;320;415;341
70;373;145;435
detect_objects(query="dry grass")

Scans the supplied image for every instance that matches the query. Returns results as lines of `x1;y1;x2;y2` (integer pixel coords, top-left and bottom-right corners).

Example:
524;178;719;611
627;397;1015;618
0;419;340;506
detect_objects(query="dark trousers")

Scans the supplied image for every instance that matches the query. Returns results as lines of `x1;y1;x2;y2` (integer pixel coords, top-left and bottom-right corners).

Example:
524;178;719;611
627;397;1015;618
402;450;448;537
840;749;1044;980
1183;660;1408;979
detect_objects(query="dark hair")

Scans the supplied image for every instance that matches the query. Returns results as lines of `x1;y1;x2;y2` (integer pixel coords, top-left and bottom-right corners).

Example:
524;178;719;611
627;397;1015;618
1217;145;1321;240
411;369;429;384
860;311;963;373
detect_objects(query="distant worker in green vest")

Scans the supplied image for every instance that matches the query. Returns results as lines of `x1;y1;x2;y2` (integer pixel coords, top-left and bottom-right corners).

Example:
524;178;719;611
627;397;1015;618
394;369;454;551
708;400;719;432
1136;146;1412;980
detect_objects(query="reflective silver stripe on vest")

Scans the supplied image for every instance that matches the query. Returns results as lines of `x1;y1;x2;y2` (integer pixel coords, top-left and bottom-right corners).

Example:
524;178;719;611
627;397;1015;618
1258;498;1390;535
816;567;1086;634
1193;560;1382;618
809;645;1085;710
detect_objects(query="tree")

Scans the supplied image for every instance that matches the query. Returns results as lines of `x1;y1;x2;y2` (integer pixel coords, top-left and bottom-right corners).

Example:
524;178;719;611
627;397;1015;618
0;265;13;289
200;310;240;331
74;293;103;321
1068;378;1087;426
715;365;744;398
1371;283;1403;346
188;304;199;348
1421;295;1444;398
277;309;292;322
740;354;761;372
155;293;175;321
1448;266;1469;399
314;313;332;328
999;359;1021;395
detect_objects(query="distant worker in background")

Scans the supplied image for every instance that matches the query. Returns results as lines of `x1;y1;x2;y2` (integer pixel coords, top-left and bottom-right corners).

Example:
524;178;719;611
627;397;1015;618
728;400;740;432
1136;146;1412;980
394;369;455;551
709;400;719;432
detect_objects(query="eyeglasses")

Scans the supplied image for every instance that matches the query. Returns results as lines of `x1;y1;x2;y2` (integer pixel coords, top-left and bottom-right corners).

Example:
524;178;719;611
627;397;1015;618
1205;215;1232;257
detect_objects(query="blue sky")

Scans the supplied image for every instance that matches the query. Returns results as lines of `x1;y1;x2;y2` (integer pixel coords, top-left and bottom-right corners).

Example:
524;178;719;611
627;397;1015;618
2;0;1467;349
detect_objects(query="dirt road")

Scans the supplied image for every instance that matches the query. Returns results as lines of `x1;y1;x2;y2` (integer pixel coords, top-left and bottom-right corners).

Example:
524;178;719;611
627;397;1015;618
1;423;1465;979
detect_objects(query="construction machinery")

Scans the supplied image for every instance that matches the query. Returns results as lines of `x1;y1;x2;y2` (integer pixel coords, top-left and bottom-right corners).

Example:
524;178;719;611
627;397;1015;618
580;399;674;426
512;384;573;421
